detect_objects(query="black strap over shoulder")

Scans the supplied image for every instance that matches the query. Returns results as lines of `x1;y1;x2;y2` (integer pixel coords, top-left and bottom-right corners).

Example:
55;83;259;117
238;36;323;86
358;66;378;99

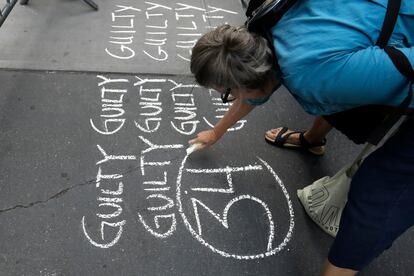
245;0;298;72
367;0;414;145
245;0;298;34
368;33;414;144
384;46;414;79
368;46;414;144
324;0;412;145
367;84;412;145
376;0;402;48
246;0;266;17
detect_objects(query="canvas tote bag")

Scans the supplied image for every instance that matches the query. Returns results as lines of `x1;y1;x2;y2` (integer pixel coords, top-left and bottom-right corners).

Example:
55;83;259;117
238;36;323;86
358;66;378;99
297;144;373;237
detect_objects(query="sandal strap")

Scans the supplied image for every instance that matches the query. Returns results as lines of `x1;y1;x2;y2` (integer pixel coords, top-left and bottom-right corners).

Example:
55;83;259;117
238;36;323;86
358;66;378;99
273;127;303;146
272;127;288;146
299;132;327;149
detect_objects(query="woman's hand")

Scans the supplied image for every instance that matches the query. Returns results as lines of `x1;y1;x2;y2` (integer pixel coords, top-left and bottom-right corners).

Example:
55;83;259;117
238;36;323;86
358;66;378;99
188;129;220;150
187;93;259;152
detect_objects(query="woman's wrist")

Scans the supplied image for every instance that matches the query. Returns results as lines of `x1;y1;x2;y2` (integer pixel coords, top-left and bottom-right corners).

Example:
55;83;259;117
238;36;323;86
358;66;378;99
212;126;225;139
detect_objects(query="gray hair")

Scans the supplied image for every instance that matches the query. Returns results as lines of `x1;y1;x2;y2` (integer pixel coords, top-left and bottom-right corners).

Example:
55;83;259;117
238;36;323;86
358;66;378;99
190;24;274;90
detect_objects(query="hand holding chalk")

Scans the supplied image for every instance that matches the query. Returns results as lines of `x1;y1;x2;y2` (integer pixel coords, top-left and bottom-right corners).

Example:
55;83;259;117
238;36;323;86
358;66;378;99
188;129;219;154
186;143;204;155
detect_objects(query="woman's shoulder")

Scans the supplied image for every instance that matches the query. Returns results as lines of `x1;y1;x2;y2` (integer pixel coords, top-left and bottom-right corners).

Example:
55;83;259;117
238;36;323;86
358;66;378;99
369;0;414;15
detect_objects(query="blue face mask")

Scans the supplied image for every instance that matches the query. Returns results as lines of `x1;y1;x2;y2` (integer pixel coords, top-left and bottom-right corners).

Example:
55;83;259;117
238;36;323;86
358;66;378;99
243;94;272;106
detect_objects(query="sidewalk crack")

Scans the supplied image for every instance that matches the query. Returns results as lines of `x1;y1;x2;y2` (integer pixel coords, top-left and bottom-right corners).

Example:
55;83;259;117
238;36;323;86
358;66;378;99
0;149;185;214
0;178;96;214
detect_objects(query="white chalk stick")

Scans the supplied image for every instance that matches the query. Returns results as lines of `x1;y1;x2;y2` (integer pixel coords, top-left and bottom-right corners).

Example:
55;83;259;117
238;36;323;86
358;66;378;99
186;143;203;155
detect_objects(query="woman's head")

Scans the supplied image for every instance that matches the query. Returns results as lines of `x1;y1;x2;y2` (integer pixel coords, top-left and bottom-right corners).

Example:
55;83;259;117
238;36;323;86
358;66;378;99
190;24;274;90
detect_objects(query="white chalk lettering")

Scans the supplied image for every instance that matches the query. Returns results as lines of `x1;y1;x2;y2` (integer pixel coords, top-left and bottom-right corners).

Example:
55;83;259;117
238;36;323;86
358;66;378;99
97;75;129;86
188;165;263;193
109;36;134;45
146;20;168;29
82;152;128;248
139;136;183;154
177;54;191;62
175;154;295;259
97;203;123;219
115;5;141;13
96;145;136;165
143;2;171;62
82;217;126;248
143;47;168;61
105;45;135;60
137;135;180;239
202;91;247;132
90;75;129;135
101;181;124;196
135;118;162;133
134;76;166;86
106;5;140;60
203;6;238;28
174;4;203;62
98;197;123;203
170;80;200;135
146;194;174;211
145;1;172;11
175;3;205;12
191;195;274;252
134;77;167;133
206;5;238;14
140;155;171;176
138;213;177;239
145;187;171;192
143;171;167;186
139;102;163;116
175;13;194;20
176;39;197;48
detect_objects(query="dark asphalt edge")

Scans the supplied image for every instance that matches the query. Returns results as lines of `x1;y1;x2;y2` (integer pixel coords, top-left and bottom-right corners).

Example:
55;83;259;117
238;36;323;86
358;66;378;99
0;67;195;78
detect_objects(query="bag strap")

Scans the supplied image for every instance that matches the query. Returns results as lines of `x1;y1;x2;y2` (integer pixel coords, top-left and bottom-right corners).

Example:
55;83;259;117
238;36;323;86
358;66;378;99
384;46;414;78
367;48;414;145
350;53;413;170
375;0;402;48
346;143;375;177
366;0;414;145
246;0;266;17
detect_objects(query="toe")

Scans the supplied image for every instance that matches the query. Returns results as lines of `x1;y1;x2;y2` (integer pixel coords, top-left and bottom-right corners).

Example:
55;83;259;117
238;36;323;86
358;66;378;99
266;127;283;137
265;132;276;141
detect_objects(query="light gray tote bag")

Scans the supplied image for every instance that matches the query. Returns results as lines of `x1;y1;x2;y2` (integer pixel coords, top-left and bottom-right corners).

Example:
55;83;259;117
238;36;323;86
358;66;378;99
297;144;374;237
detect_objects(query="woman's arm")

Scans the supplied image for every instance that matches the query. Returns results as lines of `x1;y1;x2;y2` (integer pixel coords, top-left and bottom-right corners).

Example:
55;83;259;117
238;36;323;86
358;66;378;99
316;46;413;108
188;98;256;149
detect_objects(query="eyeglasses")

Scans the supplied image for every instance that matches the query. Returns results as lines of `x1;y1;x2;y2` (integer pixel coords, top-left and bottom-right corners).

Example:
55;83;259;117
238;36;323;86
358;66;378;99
221;88;236;104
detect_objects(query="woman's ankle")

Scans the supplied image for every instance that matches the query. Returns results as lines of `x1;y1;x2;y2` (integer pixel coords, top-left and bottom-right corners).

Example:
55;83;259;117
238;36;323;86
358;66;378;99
303;131;325;145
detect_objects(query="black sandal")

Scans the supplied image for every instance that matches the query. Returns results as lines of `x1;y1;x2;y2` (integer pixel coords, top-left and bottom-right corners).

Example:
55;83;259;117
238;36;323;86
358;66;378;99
265;127;326;156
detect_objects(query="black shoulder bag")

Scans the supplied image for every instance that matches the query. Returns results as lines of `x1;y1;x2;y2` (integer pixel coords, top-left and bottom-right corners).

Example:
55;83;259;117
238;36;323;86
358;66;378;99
245;0;297;64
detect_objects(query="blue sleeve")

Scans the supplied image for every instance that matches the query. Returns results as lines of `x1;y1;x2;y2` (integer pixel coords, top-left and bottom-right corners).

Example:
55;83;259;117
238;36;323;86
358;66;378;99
314;46;414;110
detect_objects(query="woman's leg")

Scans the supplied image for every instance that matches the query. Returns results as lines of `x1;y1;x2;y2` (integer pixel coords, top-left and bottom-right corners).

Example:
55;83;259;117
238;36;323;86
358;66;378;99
325;118;414;273
321;260;357;276
266;116;332;144
303;116;333;144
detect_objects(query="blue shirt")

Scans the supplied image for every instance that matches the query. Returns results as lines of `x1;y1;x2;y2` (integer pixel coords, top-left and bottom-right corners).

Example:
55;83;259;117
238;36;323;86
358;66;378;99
271;0;414;115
